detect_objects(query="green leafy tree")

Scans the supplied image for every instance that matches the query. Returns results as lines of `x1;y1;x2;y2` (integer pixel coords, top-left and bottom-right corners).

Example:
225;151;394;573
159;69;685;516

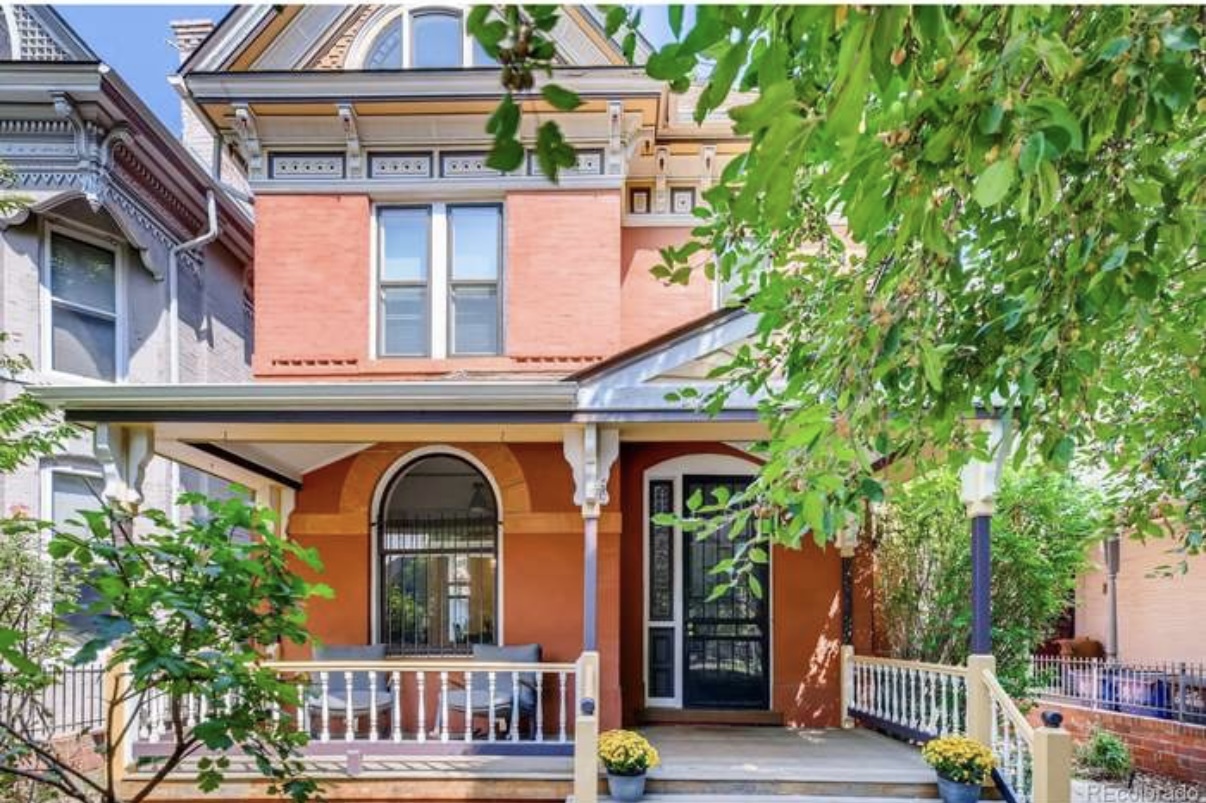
476;6;1203;577
0;496;332;803
876;468;1097;695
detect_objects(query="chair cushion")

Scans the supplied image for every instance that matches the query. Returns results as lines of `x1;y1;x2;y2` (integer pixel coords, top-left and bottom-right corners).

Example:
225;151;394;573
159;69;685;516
445;687;516;713
308;689;394;712
311;644;388;694
469;643;541;709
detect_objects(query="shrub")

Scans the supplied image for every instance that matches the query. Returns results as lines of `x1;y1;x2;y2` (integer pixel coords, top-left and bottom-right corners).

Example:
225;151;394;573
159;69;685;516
598;729;660;776
1076;728;1132;781
921;735;995;785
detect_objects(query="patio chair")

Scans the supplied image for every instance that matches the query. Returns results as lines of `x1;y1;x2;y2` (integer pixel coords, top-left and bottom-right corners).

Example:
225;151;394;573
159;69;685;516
439;643;542;739
306;644;393;737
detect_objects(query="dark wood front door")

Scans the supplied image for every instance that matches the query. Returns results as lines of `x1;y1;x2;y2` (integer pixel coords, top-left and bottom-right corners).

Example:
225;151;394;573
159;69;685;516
681;475;770;709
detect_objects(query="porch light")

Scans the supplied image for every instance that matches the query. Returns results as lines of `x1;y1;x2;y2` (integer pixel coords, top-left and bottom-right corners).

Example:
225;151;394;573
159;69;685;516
467;481;491;515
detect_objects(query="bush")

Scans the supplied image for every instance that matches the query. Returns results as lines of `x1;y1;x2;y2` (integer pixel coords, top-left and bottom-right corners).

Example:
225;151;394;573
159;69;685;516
876;467;1098;697
1076;728;1132;781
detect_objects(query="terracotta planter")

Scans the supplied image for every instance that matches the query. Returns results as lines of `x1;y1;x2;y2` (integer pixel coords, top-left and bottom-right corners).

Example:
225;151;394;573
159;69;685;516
606;770;647;802
936;775;982;803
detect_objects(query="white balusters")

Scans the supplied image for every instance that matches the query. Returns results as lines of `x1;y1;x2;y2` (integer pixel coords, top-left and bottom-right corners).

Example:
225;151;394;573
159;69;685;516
417;671;427;743
464;671;473;742
535;672;544;742
558;671;568;742
509;671;519;742
320;671;330;743
369;671;378;742
296;681;305;734
439;672;449;742
392;671;402;743
487;671;497;742
344;671;355;742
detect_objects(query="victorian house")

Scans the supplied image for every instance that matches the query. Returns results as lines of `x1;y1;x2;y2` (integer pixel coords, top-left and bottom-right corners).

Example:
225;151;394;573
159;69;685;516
32;6;1071;803
0;6;253;556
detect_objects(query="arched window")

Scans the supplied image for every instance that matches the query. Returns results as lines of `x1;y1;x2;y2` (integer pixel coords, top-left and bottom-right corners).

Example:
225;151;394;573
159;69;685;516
411;10;462;68
364;23;403;70
377;454;498;655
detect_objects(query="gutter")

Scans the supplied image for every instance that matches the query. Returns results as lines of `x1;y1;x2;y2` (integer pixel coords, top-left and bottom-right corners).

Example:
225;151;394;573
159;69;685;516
167;191;218;384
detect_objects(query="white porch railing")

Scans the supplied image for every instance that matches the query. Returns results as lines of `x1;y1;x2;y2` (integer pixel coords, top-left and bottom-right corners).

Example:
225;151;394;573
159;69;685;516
844;652;968;737
0;660;106;741
130;658;579;756
841;648;1071;803
984;668;1034;803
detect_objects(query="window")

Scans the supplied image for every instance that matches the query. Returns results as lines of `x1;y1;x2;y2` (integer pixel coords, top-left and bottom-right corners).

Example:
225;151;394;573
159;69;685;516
362;9;493;70
377;455;498;655
47;469;104;635
411;10;461;68
47;231;118;380
378;207;431;356
376;204;502;358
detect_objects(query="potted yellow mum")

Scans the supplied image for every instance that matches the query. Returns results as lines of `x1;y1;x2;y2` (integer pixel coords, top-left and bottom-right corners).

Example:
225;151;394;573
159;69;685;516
921;735;994;803
598;729;659;802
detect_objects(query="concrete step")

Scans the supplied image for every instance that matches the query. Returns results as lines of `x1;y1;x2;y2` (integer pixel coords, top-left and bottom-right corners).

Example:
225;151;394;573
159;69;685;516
591;796;939;802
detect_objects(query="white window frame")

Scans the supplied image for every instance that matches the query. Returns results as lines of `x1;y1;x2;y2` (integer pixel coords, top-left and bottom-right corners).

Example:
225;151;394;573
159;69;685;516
39;221;127;385
357;7;482;70
641;453;769;710
371;202;504;360
40;464;104;535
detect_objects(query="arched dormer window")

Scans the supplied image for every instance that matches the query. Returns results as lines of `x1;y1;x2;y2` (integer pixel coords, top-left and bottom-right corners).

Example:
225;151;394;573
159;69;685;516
358;7;496;70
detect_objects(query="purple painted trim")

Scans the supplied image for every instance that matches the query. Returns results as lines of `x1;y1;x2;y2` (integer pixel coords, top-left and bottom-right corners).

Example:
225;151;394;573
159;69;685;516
971;514;992;654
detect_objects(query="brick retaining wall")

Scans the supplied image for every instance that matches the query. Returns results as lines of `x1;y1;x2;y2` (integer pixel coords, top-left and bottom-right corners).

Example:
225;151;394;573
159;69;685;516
1029;702;1206;783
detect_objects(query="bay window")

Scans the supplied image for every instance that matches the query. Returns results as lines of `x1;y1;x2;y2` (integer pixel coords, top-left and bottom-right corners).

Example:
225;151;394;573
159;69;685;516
377;203;502;358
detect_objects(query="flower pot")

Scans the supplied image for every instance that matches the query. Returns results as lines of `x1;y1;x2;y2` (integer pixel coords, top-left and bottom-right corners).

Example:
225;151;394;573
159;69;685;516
936;775;982;803
606;770;647;802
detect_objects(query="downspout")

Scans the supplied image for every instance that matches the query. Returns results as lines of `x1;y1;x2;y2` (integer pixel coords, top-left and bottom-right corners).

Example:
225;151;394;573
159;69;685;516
168;190;218;384
166;190;218;517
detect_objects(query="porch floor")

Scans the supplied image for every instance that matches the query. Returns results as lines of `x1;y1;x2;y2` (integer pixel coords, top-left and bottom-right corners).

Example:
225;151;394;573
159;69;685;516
642;726;932;784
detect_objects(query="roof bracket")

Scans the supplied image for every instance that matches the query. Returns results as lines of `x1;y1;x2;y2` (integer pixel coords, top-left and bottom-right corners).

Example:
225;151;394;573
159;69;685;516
654;145;669;213
231;103;264;180
337;104;363;179
606;100;624;176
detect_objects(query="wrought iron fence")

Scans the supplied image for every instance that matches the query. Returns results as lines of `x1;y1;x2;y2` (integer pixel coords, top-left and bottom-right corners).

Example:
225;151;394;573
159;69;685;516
0;661;106;741
1029;655;1206;725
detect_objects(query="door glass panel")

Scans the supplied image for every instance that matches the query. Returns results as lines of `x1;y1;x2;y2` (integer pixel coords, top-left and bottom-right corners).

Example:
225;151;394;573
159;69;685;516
682;475;768;709
648;480;674;621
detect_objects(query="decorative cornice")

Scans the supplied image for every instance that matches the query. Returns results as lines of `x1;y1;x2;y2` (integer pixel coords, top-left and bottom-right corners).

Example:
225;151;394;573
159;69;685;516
337;104;363;178
231;103;264;179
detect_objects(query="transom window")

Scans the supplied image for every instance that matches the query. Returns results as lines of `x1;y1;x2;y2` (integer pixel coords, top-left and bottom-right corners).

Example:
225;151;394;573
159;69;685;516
377;204;503;358
46;230;119;381
362;8;497;70
377;455;499;656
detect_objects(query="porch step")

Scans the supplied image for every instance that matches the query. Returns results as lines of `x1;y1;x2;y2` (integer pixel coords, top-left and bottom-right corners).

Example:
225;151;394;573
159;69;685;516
600;796;939;802
637;708;785;726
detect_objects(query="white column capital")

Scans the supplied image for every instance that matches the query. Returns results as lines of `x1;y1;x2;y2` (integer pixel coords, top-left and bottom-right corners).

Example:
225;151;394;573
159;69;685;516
562;424;619;518
93;423;155;513
959;415;1012;518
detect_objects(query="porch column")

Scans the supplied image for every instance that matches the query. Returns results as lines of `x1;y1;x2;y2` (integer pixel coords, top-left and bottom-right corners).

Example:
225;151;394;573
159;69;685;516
93;423;155;515
836;516;860;647
1104;533;1121;661
562;424;619;651
959;414;1009;656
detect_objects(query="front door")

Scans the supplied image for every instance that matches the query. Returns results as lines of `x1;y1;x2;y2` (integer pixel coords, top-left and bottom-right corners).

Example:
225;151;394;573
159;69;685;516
681;475;770;709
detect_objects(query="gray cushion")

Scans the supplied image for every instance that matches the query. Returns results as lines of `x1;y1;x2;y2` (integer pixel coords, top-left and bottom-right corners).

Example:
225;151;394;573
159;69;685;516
311;644;388;695
468;643;541;709
307;689;394;712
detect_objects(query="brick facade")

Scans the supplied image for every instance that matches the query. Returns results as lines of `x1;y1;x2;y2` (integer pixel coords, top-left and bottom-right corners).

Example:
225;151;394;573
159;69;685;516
1029;703;1206;783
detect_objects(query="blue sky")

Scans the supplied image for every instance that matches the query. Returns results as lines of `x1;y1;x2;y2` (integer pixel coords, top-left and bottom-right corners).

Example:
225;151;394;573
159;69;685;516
58;5;231;136
56;5;678;137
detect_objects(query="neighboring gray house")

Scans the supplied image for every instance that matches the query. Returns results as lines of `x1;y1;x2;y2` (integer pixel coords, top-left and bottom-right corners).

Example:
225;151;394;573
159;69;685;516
0;6;254;531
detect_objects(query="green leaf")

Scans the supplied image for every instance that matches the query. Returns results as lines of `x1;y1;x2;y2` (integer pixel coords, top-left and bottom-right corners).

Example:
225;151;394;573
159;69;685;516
485;137;524;173
1026;97;1084;152
486;94;520;140
1125;177;1163;207
922;127;958;163
1019;132;1056;175
534;120;576;181
668;5;684;39
747;573;763;599
1097;36;1131;61
647;44;696;81
604;6;627;36
920;343;944;391
972;159;1016;208
977;101;1005;135
541;83;583;112
1161;25;1200;52
749;547;769;564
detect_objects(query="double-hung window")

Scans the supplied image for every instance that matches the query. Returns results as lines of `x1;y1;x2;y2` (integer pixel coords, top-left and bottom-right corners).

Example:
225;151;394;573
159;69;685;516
377;204;502;358
47;231;119;381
